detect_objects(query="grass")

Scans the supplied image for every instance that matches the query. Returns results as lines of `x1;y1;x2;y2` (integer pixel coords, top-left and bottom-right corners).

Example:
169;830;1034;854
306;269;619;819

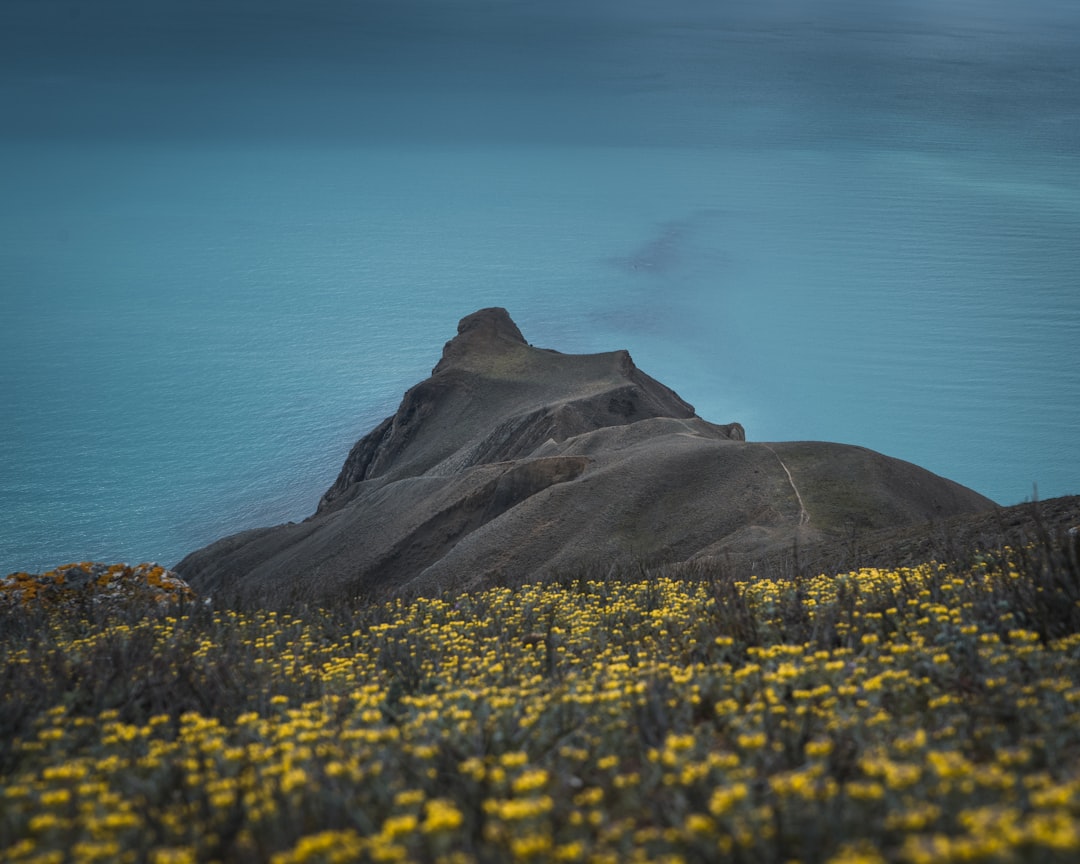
1;519;1079;864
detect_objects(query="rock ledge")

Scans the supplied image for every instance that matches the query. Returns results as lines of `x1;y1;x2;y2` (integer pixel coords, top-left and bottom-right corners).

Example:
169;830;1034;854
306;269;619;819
1;562;195;611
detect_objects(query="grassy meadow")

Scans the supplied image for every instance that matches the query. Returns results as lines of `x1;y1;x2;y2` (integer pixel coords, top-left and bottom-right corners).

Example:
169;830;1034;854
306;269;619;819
2;527;1079;863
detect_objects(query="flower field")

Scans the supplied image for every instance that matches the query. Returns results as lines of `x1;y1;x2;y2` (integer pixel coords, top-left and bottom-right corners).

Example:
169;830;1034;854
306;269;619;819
2;538;1079;863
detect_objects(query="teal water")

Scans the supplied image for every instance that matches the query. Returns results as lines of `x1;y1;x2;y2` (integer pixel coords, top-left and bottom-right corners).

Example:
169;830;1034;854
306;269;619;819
2;0;1079;572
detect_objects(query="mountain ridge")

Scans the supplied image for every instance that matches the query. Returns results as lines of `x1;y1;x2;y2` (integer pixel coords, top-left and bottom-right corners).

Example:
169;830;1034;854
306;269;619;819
176;308;995;605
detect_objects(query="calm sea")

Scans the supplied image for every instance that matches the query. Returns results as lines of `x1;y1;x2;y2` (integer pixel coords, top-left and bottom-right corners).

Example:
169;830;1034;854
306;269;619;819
2;0;1078;572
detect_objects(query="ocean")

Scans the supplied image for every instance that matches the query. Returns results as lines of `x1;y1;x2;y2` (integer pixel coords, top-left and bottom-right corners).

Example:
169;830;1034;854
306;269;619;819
2;0;1078;573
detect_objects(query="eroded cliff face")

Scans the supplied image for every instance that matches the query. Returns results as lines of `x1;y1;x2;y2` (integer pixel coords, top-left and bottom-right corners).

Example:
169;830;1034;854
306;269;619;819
177;308;991;606
317;308;742;514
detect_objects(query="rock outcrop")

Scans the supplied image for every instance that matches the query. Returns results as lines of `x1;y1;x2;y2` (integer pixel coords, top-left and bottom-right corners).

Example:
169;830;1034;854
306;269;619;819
1;562;195;610
176;308;995;605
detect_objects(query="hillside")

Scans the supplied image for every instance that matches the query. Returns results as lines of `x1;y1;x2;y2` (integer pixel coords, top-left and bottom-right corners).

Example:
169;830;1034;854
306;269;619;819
4;525;1079;863
176;308;995;605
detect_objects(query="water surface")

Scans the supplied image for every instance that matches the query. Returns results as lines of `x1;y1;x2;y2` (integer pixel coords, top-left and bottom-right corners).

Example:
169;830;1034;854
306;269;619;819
2;0;1078;571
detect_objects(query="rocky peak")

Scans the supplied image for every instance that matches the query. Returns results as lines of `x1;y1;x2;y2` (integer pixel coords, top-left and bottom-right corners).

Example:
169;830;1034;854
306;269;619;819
432;307;529;375
315;308;723;510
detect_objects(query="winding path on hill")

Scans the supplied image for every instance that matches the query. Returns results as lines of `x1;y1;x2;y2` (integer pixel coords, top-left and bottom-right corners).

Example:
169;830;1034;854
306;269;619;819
763;444;810;527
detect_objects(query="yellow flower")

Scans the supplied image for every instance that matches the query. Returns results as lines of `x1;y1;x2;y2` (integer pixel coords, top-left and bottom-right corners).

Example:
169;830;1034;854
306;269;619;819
573;787;603;807
555;841;585;861
39;789;71;807
737;732;767;750
805;739;834;758
708;783;748;817
381;813;418;840
459;757;486;781
70;842;121;863
845;781;885;801
484;796;553;821
825;841;888;864
150;849;198;864
421;798;464;833
512;768;549;794
1025;811;1080;851
280;767;308;793
510;833;553;859
685;813;715;835
393;789;425;808
29;812;64;832
270;831;364;864
885;804;941;832
500;751;529;768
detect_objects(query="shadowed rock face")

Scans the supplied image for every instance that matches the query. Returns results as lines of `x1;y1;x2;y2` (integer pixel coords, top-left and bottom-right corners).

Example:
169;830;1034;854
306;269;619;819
176;308;995;605
315;308;731;506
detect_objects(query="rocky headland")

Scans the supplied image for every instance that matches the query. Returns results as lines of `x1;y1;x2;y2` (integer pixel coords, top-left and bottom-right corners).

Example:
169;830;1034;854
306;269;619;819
175;308;998;606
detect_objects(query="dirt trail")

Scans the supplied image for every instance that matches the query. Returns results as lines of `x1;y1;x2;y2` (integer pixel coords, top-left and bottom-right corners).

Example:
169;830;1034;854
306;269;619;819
763;445;810;527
